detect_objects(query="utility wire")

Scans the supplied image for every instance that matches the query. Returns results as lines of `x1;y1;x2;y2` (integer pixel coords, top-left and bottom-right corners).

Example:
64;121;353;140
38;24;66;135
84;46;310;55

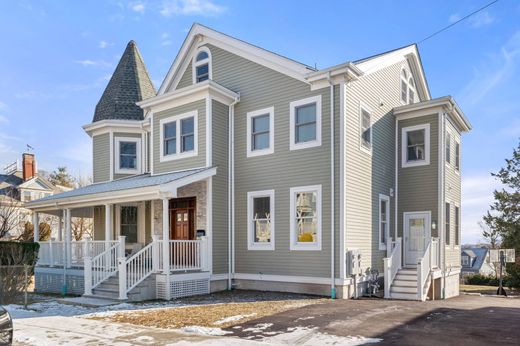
419;0;499;44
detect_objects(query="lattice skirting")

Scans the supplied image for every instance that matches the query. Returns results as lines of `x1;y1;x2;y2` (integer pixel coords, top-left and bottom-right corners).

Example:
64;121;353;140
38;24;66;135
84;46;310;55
35;268;84;295
156;272;210;300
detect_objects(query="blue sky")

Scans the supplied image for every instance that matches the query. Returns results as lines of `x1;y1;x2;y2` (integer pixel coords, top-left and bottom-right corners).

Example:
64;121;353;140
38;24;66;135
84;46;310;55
0;0;519;243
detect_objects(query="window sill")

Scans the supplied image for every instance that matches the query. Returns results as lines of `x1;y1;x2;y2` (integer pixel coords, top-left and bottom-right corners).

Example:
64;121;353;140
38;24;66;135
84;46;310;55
247;147;274;158
160;151;198;163
290;140;321;151
115;168;140;175
248;243;274;251
290;243;321;251
402;159;430;168
379;244;387;251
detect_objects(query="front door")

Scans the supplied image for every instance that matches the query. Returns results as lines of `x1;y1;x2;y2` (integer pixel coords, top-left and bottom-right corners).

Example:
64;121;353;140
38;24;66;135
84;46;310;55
404;212;430;266
169;197;196;240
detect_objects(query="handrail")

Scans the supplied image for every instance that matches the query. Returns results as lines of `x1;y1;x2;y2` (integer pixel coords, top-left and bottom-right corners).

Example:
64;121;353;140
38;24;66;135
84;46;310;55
125;241;154;292
417;239;432;301
169;240;203;271
88;241;119;291
384;237;402;298
431;237;439;269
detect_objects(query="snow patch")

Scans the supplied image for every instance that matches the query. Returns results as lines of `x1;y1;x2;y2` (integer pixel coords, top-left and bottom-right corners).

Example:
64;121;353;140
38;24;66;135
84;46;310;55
243;322;273;333
215;313;257;325
181;326;232;336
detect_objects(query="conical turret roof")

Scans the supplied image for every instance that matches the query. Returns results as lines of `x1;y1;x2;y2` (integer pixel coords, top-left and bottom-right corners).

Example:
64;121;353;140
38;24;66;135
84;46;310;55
92;41;156;122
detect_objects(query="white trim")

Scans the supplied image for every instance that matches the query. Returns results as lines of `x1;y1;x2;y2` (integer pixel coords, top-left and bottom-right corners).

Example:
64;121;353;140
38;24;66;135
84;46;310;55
206;97;212;166
454;202;460;247
192;46;212;84
115;203;144;244
339;82;346;279
290;184;322;251
359;102;372;154
207;177;213;274
150;113;155;175
403;211;432;265
246;106;274;157
233;273;352;286
83;119;146;137
378;194;390;251
114;136;142;175
445;130;452;167
247;190;275;250
454;139;461;173
159;110;198;162
289;95;322;151
400;67;409;105
109;132;114;181
445;200;452;248
401;123;430;168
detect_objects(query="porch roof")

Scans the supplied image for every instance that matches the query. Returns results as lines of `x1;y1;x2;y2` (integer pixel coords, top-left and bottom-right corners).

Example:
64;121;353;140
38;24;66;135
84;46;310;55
26;167;216;211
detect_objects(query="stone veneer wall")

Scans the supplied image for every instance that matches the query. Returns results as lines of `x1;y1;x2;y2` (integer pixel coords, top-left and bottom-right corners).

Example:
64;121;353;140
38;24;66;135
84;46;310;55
152;180;207;238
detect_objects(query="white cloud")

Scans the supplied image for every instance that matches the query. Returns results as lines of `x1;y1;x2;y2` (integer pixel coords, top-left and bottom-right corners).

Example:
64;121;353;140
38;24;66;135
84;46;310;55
461;173;502;244
98;40;113;49
0;115;8;124
468;11;495;28
129;1;145;13
160;0;225;17
449;13;461;23
75;59;112;68
161;32;172;46
459;30;520;107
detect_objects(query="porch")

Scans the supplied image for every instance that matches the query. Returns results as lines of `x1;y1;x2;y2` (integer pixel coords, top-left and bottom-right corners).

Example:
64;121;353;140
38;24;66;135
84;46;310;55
28;167;216;301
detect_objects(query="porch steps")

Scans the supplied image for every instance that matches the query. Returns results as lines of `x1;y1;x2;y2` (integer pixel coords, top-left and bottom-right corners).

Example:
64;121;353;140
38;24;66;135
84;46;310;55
389;266;431;301
84;273;156;302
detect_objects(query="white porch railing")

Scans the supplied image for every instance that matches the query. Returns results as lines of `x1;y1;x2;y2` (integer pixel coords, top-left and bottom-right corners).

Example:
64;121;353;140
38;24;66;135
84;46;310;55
37;241;65;267
417;239;432;301
122;240;155;298
84;238;122;295
384;237;402;299
431;237;439;269
169;240;203;271
37;239;118;267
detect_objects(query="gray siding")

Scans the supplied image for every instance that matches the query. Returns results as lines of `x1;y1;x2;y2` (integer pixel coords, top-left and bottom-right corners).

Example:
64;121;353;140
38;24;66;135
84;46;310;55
152;99;206;174
445;117;462;267
93;133;110;183
344;61;406;274
206;44;338;278
211;100;229;274
113;132;143;180
177;61;193;89
397;114;439;238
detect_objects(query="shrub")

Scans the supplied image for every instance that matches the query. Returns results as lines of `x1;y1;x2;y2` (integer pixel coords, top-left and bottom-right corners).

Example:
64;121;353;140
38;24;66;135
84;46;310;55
0;241;40;265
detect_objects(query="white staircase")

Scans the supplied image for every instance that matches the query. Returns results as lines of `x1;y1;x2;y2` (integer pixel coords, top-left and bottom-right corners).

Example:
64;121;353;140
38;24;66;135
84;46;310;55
384;237;438;301
86;272;156;301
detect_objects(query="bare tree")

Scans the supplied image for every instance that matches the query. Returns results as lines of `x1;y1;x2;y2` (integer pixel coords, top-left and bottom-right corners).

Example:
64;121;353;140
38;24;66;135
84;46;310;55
0;190;26;239
71;217;93;240
479;221;501;249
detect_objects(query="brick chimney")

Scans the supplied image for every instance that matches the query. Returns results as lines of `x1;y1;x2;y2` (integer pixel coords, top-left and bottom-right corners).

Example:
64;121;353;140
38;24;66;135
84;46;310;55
22;153;37;181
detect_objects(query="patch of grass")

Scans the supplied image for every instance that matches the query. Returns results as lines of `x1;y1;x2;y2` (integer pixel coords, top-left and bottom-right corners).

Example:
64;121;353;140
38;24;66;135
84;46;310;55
91;297;326;329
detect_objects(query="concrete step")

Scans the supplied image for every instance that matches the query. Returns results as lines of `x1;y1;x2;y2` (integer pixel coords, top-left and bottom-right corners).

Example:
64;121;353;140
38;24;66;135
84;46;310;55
398;268;417;275
395;274;417;281
389;292;419;301
393;279;417;287
391;285;417;294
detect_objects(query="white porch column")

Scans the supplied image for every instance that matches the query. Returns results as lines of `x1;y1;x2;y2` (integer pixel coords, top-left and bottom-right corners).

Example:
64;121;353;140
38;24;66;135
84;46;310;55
32;212;39;242
65;209;72;268
162;198;170;275
105;204;112;242
58;216;63;242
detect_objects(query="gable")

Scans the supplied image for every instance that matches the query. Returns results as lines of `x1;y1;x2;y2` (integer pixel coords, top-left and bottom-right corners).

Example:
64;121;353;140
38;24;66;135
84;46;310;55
18;177;55;191
159;24;314;94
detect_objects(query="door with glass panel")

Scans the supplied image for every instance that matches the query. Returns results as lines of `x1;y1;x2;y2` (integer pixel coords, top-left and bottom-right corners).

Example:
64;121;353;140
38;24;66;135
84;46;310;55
404;212;430;266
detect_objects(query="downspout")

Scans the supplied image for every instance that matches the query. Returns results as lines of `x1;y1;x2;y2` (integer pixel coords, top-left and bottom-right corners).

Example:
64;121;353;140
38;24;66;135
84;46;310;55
441;112;447;299
228;95;240;290
328;72;336;299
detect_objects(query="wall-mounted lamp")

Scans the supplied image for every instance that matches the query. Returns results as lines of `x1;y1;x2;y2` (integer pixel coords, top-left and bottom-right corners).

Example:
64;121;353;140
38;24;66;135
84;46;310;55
431;220;437;230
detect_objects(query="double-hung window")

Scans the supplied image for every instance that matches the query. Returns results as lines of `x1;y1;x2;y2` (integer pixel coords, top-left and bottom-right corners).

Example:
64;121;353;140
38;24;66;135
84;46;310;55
193;47;211;83
455;205;460;246
455;141;460;171
360;106;372;152
246;107;274;157
461;255;469;266
379;194;390;250
445;202;451;246
120;205;138;243
160;111;198;162
446;132;451;165
115;137;141;174
402;124;430;167
290;95;322;150
290;185;322;251
247;190;275;250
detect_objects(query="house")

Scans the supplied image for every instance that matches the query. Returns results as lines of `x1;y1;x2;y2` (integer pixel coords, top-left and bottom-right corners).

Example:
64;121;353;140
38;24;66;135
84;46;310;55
26;23;471;301
0;153;64;239
461;248;496;278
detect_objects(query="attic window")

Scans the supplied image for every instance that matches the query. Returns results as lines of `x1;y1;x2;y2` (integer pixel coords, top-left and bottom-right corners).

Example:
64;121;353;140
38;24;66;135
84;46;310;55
400;68;416;105
193;47;211;83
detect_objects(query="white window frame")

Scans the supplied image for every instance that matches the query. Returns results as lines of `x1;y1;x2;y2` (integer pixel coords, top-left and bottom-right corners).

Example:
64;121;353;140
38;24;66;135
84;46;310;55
408;77;415;104
445;201;451;247
290;184;322;251
401;123;430;168
289;95;322;151
400;68;408;105
159;110;198;162
192;46;212;84
445;131;452;166
359;103;372;154
378;194;390;250
454;204;460;247
246;107;274;157
115;137;141;174
461;255;469;266
455;140;461;173
247;190;275;250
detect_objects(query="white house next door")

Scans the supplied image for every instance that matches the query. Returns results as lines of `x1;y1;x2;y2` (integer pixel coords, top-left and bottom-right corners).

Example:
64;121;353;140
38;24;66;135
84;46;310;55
404;212;431;266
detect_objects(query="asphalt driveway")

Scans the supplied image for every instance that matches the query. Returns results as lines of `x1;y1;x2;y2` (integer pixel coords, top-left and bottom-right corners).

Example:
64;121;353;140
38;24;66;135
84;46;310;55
225;294;520;345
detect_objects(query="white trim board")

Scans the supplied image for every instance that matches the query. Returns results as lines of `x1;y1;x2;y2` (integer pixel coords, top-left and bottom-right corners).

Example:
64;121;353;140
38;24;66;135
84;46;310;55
289;95;322;151
246;189;275;251
246;106;275;157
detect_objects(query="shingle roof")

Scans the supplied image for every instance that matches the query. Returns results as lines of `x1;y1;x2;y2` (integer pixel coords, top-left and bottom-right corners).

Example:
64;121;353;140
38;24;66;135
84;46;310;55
93;40;156;122
462;248;488;272
27;167;212;205
0;172;23;192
